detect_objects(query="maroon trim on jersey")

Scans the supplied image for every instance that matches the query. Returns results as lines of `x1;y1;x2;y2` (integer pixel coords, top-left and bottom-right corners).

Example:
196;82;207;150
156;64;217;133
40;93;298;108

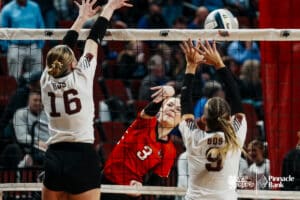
233;114;243;132
84;53;94;63
196;117;205;130
185;118;198;131
234;113;244;123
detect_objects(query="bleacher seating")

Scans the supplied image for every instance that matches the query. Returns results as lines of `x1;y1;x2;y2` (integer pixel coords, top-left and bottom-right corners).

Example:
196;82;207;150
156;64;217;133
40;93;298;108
133;100;149;113
0;76;17;112
130;79;142;100
99;121;127;161
0;55;8;75
104;79;130;102
57;20;74;28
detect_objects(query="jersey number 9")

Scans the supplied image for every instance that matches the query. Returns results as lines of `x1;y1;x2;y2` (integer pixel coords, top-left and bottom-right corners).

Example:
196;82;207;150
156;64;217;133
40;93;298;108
205;137;224;172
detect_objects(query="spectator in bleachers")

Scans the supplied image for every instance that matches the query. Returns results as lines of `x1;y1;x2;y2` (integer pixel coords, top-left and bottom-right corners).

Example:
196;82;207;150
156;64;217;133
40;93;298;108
227;0;258;27
0;0;45;80
0;143;23;168
169;47;186;81
191;0;225;12
194;80;225;119
138;54;172;101
222;56;240;77
247;139;270;190
238;59;263;117
281;131;300;191
238;156;249;177
137;1;168;28
239;59;262;101
0;70;42;137
161;0;183;28
117;41;147;79
33;0;57;28
13;90;49;166
227;0;251;16
187;6;209;29
172;16;188;29
54;0;78;21
157;43;172;77
227;41;260;65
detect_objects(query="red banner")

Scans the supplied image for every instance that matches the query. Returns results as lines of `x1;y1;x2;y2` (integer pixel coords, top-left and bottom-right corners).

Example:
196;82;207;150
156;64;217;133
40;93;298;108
260;0;300;177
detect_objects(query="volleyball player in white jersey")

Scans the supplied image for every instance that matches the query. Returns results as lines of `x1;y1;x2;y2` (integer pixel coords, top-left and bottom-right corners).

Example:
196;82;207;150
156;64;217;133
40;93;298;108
40;0;132;200
178;40;247;200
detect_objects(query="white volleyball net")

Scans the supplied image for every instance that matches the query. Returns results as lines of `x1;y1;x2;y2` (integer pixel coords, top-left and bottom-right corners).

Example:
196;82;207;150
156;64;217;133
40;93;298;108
0;28;299;200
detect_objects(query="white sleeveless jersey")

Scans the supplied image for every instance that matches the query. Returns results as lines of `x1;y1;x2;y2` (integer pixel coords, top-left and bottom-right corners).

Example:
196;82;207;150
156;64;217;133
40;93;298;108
178;114;247;200
41;53;97;144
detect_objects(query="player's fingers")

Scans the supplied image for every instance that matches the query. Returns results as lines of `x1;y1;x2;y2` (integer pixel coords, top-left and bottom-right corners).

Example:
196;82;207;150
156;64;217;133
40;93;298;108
180;43;187;55
194;47;205;55
199;40;208;53
90;0;97;6
93;6;101;13
196;39;201;50
212;40;217;51
196;56;205;64
123;0;133;7
183;41;190;54
188;38;193;48
205;40;211;52
151;89;162;98
153;96;163;103
150;86;162;90
74;1;80;8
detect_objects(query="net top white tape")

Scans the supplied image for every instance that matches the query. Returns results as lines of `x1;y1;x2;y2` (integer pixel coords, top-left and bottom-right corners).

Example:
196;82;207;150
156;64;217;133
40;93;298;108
0;183;300;199
0;28;299;41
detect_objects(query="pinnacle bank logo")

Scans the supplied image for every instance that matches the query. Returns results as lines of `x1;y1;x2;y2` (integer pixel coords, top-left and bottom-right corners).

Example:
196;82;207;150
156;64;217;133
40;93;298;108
228;175;295;190
265;175;295;189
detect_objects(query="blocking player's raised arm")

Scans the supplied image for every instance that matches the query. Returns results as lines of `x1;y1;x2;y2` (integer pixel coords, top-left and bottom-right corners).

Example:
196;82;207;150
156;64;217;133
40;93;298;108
216;66;243;115
62;0;101;49
180;39;204;121
83;0;133;59
197;40;244;115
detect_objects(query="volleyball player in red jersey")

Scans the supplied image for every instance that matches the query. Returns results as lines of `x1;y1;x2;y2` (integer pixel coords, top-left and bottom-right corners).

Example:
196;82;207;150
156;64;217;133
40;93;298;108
101;85;181;200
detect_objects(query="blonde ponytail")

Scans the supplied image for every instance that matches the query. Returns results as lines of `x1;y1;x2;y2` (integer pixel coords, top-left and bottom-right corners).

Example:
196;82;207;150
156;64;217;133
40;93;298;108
48;60;64;77
46;45;74;78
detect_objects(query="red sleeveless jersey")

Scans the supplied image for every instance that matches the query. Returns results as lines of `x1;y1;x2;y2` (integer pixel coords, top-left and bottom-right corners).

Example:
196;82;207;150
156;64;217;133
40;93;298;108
103;114;177;185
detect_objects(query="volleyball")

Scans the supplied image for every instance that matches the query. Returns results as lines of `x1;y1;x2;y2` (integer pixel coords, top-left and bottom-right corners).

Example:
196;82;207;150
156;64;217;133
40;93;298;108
204;9;239;29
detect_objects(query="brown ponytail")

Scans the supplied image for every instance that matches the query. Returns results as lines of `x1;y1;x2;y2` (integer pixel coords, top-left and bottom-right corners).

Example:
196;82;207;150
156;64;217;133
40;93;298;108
205;97;245;161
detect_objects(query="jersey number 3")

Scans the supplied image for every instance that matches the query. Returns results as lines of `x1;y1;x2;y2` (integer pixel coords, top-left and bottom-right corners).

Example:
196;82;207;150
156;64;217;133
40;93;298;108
48;89;82;117
137;146;152;161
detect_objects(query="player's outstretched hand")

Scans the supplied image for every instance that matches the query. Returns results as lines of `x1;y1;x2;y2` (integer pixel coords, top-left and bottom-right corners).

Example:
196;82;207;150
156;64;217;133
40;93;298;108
107;0;133;10
74;0;101;21
197;40;225;69
180;38;204;73
151;86;175;103
127;180;142;197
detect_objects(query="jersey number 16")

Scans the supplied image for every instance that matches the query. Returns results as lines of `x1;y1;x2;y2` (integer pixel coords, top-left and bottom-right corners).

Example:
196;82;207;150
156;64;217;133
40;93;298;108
48;89;82;117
